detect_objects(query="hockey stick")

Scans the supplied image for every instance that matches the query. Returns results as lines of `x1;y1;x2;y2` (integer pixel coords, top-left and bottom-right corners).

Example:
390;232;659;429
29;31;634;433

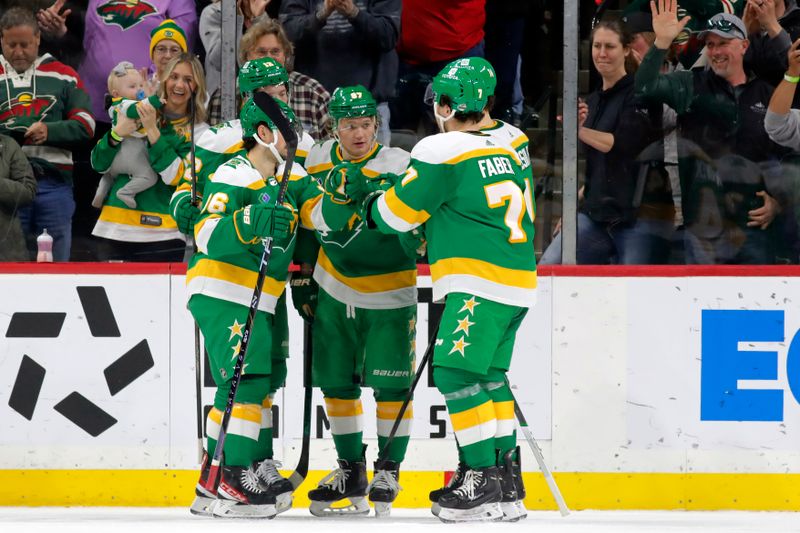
507;379;570;517
204;93;299;492
288;320;313;489
375;317;442;465
188;92;204;463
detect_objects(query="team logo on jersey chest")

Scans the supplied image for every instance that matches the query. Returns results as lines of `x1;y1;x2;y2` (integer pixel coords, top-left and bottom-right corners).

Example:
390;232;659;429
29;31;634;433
0;93;56;130
96;0;157;30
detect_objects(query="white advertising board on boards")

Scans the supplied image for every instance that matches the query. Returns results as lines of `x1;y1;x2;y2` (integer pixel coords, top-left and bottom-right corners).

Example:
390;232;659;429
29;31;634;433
0;271;552;470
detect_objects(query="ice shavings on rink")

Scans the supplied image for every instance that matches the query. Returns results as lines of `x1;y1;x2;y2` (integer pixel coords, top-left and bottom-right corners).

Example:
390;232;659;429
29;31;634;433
1;508;798;533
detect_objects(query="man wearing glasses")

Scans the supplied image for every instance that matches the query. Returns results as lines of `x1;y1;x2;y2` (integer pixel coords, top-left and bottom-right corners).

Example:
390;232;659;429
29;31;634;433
635;0;789;265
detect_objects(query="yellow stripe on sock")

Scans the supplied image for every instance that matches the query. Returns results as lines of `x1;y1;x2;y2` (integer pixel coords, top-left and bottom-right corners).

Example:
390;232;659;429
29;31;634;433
377;401;413;420
325;398;363;417
450;400;496;432
494;400;514;421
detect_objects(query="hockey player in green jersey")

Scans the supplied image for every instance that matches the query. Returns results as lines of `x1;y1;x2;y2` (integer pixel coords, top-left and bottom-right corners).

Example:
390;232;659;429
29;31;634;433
187;97;322;519
421;57;532;522
178;58;316;518
169;57;314;237
303;86;415;517
334;64;536;523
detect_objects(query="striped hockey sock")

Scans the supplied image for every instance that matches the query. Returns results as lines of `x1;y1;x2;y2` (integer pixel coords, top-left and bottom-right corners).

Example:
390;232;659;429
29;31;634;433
325;397;364;462
206;403;262;467
484;380;517;460
376;400;413;462
444;384;497;468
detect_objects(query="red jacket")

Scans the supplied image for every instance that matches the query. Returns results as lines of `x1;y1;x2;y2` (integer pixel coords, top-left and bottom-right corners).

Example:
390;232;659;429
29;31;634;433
397;0;485;65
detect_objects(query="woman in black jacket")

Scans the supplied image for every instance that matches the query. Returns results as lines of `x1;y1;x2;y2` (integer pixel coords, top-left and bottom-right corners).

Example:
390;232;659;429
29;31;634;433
541;18;673;264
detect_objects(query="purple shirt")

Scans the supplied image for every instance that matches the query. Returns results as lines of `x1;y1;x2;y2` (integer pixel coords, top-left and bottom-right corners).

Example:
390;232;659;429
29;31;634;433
79;0;197;121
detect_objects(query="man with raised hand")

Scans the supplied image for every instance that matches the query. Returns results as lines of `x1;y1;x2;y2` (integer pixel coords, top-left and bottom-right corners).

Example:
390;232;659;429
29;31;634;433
636;0;787;264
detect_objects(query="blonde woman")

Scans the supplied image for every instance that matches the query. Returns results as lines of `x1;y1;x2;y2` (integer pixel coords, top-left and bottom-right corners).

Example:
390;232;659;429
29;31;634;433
92;53;209;261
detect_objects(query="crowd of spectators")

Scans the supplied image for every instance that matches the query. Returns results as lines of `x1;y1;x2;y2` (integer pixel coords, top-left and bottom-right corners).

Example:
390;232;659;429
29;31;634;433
0;0;537;263
5;0;800;266
541;0;800;265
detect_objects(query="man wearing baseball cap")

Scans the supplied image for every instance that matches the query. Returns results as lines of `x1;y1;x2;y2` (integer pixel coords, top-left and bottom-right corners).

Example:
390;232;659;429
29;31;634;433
635;0;788;265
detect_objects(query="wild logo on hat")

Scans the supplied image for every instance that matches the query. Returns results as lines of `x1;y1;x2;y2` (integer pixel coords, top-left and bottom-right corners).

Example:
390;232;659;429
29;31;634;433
149;19;188;58
96;0;157;30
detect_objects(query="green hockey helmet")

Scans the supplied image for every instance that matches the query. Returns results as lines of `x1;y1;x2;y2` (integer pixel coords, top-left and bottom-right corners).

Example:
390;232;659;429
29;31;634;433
449;56;497;96
238;57;289;95
430;61;492;114
329;85;377;122
240;95;297;139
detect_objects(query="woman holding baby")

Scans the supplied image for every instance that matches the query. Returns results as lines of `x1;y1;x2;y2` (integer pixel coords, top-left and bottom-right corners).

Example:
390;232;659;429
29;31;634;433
91;49;209;262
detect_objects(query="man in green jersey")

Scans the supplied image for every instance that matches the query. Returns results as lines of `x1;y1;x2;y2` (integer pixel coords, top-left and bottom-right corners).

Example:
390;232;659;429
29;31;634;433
177;58;317;518
303;86;415;517
187;97;322;519
333;63;537;523
422;57;533;522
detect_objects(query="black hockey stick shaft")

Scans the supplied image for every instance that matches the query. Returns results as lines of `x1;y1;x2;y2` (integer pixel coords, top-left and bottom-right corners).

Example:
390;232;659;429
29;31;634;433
376;317;441;464
188;92;203;462
190;92;198;206
508;379;570;516
288;320;313;489
205;93;299;492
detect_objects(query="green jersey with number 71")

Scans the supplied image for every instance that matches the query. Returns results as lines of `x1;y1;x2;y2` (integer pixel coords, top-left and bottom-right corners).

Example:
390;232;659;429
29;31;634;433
366;130;537;308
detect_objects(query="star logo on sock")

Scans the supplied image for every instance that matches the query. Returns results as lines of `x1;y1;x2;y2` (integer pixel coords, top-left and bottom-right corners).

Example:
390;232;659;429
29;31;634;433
227;319;245;341
449;336;470;356
453;316;475;336
459;296;480;315
408;317;416;333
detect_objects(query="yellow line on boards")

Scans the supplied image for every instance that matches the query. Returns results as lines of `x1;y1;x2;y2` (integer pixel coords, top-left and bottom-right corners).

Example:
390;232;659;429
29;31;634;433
0;471;798;510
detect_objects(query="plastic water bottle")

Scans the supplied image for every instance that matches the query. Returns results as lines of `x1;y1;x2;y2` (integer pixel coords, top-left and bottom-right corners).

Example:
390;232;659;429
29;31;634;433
36;229;53;262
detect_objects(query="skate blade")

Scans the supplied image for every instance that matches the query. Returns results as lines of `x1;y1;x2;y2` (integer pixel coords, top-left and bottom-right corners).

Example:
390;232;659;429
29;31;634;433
372;501;392;518
437;502;503;523
195;484;216;499
276;492;293;515
309;497;370;517
430;502;441;517
501;500;528;522
189;495;216;517
212;499;277;519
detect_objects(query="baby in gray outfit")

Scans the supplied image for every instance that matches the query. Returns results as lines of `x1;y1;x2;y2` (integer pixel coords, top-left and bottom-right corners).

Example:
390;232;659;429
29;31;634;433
92;62;164;209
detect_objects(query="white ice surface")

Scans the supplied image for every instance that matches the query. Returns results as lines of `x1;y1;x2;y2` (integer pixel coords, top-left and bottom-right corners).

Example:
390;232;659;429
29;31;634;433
1;508;798;533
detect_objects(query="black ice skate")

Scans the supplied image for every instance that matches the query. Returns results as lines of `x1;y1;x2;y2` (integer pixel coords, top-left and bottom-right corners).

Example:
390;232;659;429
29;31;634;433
367;460;402;517
429;462;467;517
436;465;503;523
255;459;294;514
189;452;216;517
308;457;369;516
498;447;527;521
212;463;277;519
